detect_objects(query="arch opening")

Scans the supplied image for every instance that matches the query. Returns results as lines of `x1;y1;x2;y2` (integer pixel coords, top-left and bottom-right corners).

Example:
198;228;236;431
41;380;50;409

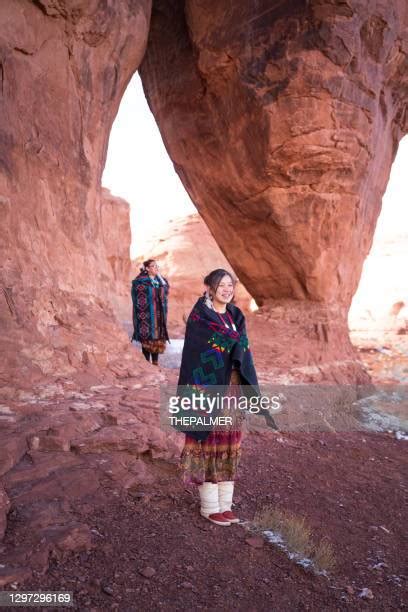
101;72;254;342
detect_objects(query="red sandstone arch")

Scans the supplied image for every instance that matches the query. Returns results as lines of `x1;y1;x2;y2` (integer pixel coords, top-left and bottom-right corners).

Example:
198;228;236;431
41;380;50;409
139;0;408;382
0;0;407;386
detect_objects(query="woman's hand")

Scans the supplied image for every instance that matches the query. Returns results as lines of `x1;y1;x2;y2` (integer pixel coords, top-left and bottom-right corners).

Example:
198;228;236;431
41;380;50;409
262;408;279;430
253;404;279;430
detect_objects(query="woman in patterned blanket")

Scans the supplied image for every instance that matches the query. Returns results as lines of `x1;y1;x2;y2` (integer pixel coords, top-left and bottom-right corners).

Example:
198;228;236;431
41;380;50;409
177;268;277;526
131;259;170;366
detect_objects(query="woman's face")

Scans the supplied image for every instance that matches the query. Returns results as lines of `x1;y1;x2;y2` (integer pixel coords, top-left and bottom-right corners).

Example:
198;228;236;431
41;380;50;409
147;261;159;275
212;275;234;304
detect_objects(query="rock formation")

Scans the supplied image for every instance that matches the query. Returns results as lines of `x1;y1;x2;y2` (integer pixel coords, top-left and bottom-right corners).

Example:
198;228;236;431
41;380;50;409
101;188;132;323
1;1;408;385
140;0;408;381
133;213;253;335
1;0;408;580
0;1;151;388
0;375;182;576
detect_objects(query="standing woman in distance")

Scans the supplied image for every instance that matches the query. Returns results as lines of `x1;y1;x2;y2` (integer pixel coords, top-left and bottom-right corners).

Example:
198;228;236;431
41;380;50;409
131;259;170;366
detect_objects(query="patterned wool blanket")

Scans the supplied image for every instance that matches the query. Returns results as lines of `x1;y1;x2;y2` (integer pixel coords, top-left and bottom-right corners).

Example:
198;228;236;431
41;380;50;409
178;296;258;390
131;273;170;343
175;296;277;440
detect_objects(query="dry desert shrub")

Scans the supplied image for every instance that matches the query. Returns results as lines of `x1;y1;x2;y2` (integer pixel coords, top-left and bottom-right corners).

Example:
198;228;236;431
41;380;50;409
253;505;336;573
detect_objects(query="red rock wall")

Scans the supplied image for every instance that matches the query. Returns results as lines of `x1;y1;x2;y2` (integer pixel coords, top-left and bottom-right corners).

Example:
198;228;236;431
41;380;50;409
101;188;132;323
0;1;151;387
1;0;407;386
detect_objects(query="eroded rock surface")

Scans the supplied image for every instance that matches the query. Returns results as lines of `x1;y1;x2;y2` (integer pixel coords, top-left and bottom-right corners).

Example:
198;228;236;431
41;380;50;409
140;0;408;380
0;376;182;580
101;187;132;322
0;0;151;387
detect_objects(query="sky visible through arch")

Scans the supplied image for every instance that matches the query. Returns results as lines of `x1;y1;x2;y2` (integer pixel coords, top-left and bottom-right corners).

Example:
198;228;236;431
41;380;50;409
102;72;196;260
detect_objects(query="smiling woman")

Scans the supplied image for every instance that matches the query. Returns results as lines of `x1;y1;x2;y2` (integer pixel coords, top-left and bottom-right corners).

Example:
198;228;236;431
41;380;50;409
176;268;263;526
203;269;236;314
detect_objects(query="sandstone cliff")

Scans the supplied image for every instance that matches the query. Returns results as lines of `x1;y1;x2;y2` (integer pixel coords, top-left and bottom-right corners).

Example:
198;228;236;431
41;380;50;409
0;1;152;389
140;0;408;382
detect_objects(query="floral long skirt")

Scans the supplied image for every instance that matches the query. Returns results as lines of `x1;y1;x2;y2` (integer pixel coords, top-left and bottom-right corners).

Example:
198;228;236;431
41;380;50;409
178;369;245;486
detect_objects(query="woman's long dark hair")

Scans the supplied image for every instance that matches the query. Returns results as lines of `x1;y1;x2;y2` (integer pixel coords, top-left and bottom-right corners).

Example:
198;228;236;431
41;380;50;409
140;259;155;274
203;268;237;300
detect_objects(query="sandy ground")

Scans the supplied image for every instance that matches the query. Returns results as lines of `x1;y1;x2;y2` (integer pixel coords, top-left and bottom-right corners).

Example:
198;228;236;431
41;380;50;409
1;330;406;611
13;429;407;611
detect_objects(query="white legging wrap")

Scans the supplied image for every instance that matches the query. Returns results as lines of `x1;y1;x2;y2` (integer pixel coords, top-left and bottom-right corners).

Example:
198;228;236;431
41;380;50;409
198;481;234;516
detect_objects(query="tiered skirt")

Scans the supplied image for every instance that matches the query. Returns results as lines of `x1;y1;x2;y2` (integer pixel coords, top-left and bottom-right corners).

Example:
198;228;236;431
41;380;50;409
178;369;245;485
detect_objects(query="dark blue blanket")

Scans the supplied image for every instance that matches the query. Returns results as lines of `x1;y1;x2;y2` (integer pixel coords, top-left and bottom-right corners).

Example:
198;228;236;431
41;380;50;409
175;297;276;441
131;273;170;343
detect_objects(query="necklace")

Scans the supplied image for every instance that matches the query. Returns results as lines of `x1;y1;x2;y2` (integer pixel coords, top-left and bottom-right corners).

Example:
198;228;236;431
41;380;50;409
217;310;237;332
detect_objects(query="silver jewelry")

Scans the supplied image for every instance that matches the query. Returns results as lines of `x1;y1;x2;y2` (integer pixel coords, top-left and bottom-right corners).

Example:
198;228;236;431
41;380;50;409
202;288;213;310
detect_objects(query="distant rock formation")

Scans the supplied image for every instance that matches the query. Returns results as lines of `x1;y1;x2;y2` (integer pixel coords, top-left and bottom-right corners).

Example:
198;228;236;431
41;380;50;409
349;231;408;335
101;188;132;323
133;213;253;336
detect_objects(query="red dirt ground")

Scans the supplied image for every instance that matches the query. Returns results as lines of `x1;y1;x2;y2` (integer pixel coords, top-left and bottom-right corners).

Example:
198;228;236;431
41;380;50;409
7;428;407;611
